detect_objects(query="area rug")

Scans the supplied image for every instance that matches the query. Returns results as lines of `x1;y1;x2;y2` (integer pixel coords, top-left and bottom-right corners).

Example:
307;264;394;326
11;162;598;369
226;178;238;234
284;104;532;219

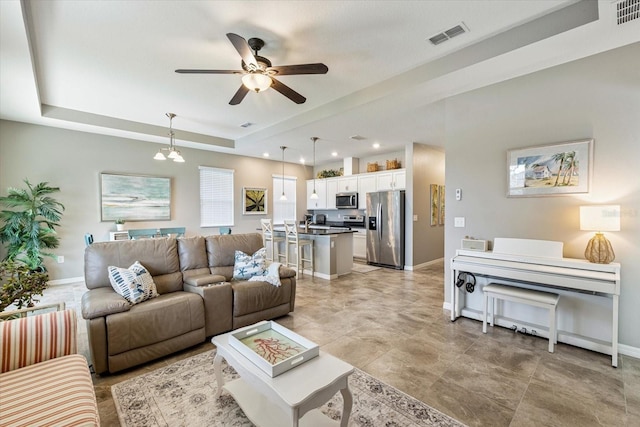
351;263;382;274
112;350;465;427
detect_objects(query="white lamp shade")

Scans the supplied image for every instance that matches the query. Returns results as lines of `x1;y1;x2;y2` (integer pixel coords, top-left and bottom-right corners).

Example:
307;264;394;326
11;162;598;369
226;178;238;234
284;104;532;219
242;73;272;92
153;151;166;160
580;205;620;232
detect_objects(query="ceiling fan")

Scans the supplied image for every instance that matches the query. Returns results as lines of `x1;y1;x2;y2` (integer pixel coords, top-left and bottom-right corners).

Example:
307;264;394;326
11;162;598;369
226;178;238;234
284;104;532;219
175;33;328;105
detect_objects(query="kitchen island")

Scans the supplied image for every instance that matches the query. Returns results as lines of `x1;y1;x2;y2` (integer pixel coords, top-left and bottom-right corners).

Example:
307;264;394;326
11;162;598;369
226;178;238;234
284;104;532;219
272;227;355;280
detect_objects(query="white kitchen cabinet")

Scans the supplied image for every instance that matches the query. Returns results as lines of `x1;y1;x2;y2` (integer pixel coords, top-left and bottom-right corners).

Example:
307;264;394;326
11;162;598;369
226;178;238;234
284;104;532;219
336;176;357;193
325;179;338;209
357;174;376;209
376;170;406;190
306;179;327;210
353;230;366;260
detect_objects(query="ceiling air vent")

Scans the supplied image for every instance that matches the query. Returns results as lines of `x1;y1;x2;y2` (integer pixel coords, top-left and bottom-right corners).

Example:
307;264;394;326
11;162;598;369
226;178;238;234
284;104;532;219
428;22;469;46
616;0;640;25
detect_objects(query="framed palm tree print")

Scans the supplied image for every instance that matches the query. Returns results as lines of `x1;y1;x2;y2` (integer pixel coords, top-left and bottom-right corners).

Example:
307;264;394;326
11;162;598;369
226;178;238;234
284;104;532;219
243;187;267;215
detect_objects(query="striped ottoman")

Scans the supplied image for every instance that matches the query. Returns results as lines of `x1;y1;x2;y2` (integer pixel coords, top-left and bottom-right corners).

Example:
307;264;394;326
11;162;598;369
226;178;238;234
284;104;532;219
0;354;99;426
0;309;99;427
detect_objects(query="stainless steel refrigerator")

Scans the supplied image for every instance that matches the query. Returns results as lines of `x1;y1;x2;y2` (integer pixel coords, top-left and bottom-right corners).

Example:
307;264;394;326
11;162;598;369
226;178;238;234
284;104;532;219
366;190;405;269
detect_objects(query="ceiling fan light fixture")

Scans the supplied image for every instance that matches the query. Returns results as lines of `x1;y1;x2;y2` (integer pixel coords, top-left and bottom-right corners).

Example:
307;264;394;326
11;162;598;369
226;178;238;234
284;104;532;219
242;72;272;92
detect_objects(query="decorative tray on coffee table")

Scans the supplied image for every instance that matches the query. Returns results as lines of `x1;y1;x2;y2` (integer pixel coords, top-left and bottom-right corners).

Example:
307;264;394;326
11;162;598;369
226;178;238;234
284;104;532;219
229;320;319;377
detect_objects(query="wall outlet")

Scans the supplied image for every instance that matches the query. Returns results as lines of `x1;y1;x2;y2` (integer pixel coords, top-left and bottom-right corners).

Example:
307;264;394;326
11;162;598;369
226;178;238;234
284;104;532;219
57;255;64;263
455;188;462;201
454;217;465;228
413;214;418;221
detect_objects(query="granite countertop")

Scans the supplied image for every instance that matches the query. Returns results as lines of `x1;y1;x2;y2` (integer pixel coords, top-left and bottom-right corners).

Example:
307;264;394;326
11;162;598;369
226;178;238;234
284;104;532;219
272;227;356;236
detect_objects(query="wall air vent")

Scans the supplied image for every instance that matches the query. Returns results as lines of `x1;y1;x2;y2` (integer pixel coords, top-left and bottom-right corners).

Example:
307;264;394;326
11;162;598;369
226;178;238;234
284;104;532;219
616;0;640;25
428;22;469;46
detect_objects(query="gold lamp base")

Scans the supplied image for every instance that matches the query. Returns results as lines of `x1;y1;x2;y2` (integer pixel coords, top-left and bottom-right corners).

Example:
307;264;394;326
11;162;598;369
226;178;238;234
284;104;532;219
584;232;615;264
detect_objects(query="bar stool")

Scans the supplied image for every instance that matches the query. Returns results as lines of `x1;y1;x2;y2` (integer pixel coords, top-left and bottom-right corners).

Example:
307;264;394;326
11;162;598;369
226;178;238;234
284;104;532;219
260;219;284;262
283;220;314;275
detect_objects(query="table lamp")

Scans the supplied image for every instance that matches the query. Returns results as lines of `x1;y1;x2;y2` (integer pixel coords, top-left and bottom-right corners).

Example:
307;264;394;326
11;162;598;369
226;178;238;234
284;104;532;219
580;205;620;264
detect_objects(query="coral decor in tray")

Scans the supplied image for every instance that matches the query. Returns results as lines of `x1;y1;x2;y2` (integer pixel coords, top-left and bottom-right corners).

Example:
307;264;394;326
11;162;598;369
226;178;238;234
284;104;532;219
229;321;319;377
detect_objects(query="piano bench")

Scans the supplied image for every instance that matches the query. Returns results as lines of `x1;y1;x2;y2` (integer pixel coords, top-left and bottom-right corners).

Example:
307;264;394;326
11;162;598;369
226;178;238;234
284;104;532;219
482;283;560;353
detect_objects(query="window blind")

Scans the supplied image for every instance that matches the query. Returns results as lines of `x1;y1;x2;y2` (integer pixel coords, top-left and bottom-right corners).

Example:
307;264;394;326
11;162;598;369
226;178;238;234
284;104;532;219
199;166;234;227
272;175;297;225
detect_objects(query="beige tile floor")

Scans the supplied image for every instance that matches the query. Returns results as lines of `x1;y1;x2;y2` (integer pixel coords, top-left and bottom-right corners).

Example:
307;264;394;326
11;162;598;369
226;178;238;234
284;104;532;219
38;260;640;426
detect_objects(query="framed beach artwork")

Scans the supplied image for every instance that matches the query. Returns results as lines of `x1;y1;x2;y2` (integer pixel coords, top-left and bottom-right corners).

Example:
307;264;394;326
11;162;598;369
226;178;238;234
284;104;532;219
243;187;267;215
100;173;171;221
430;184;439;226
507;139;593;197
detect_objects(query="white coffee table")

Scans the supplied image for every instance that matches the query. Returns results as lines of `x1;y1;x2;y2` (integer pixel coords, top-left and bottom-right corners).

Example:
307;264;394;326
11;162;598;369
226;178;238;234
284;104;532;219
212;330;354;427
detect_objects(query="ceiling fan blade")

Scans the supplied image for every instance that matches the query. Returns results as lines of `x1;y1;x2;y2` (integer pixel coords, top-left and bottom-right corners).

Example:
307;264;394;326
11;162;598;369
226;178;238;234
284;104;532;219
226;33;257;68
175;69;243;74
229;85;250;105
268;63;329;75
270;77;306;104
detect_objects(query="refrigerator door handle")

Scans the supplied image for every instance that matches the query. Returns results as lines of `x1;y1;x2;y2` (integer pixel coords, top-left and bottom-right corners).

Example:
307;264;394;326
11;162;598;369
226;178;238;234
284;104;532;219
377;203;382;241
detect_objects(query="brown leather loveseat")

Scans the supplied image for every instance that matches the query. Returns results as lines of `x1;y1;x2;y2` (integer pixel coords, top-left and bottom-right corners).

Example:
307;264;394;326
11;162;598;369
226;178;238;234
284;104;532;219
81;232;296;374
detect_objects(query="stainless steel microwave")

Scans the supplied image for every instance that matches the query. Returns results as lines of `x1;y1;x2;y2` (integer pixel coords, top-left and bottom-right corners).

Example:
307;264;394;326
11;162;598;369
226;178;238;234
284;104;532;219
336;192;358;209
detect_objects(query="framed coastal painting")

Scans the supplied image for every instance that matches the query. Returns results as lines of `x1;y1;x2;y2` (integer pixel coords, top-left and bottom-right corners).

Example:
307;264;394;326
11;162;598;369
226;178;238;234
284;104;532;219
507;139;593;197
243;187;267;215
439;185;445;225
430;184;439;226
100;173;171;221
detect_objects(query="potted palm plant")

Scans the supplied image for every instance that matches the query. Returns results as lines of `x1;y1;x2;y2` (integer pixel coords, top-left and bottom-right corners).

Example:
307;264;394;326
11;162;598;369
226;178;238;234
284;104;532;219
0;179;65;272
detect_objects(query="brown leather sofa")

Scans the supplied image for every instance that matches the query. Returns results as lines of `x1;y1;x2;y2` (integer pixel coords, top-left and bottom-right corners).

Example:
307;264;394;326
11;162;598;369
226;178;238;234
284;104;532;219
81;232;296;374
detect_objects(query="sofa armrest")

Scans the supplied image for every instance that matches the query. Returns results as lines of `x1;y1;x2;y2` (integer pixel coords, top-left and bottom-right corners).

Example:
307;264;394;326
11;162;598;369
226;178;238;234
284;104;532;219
81;287;130;320
279;265;297;279
0;309;78;373
184;282;233;337
184;274;227;287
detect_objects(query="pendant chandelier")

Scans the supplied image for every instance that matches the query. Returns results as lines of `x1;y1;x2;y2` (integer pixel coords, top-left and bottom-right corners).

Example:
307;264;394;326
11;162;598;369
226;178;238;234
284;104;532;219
153;113;185;163
280;146;287;201
310;137;319;200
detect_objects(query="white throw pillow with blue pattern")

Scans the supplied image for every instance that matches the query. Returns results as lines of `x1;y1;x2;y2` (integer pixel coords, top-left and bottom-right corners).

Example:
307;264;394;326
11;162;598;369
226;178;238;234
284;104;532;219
249;262;282;287
233;247;267;280
108;261;159;304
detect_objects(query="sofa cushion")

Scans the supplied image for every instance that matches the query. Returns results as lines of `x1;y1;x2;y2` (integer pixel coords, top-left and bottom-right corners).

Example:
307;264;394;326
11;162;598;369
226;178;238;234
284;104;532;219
84;238;182;293
177;236;208;270
233;248;267;280
206;233;264;268
106;292;205;355
232;279;293;317
108;261;159;304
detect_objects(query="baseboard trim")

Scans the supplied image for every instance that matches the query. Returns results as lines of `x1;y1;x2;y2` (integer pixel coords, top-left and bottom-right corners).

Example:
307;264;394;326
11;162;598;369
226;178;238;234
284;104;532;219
410;257;445;271
47;276;84;286
619;343;640;359
442;302;640;361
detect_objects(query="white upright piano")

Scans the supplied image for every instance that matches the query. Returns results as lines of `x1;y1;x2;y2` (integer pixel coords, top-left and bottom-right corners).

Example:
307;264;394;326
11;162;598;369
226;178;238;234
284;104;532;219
450;238;621;367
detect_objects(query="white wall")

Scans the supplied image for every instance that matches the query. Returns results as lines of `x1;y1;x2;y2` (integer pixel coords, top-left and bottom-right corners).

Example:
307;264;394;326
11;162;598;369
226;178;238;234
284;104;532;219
0;121;311;279
444;43;640;349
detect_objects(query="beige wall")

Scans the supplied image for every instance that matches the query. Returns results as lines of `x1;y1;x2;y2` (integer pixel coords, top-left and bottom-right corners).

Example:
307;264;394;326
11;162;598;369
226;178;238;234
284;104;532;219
409;143;445;267
443;43;640;348
0;121;311;279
